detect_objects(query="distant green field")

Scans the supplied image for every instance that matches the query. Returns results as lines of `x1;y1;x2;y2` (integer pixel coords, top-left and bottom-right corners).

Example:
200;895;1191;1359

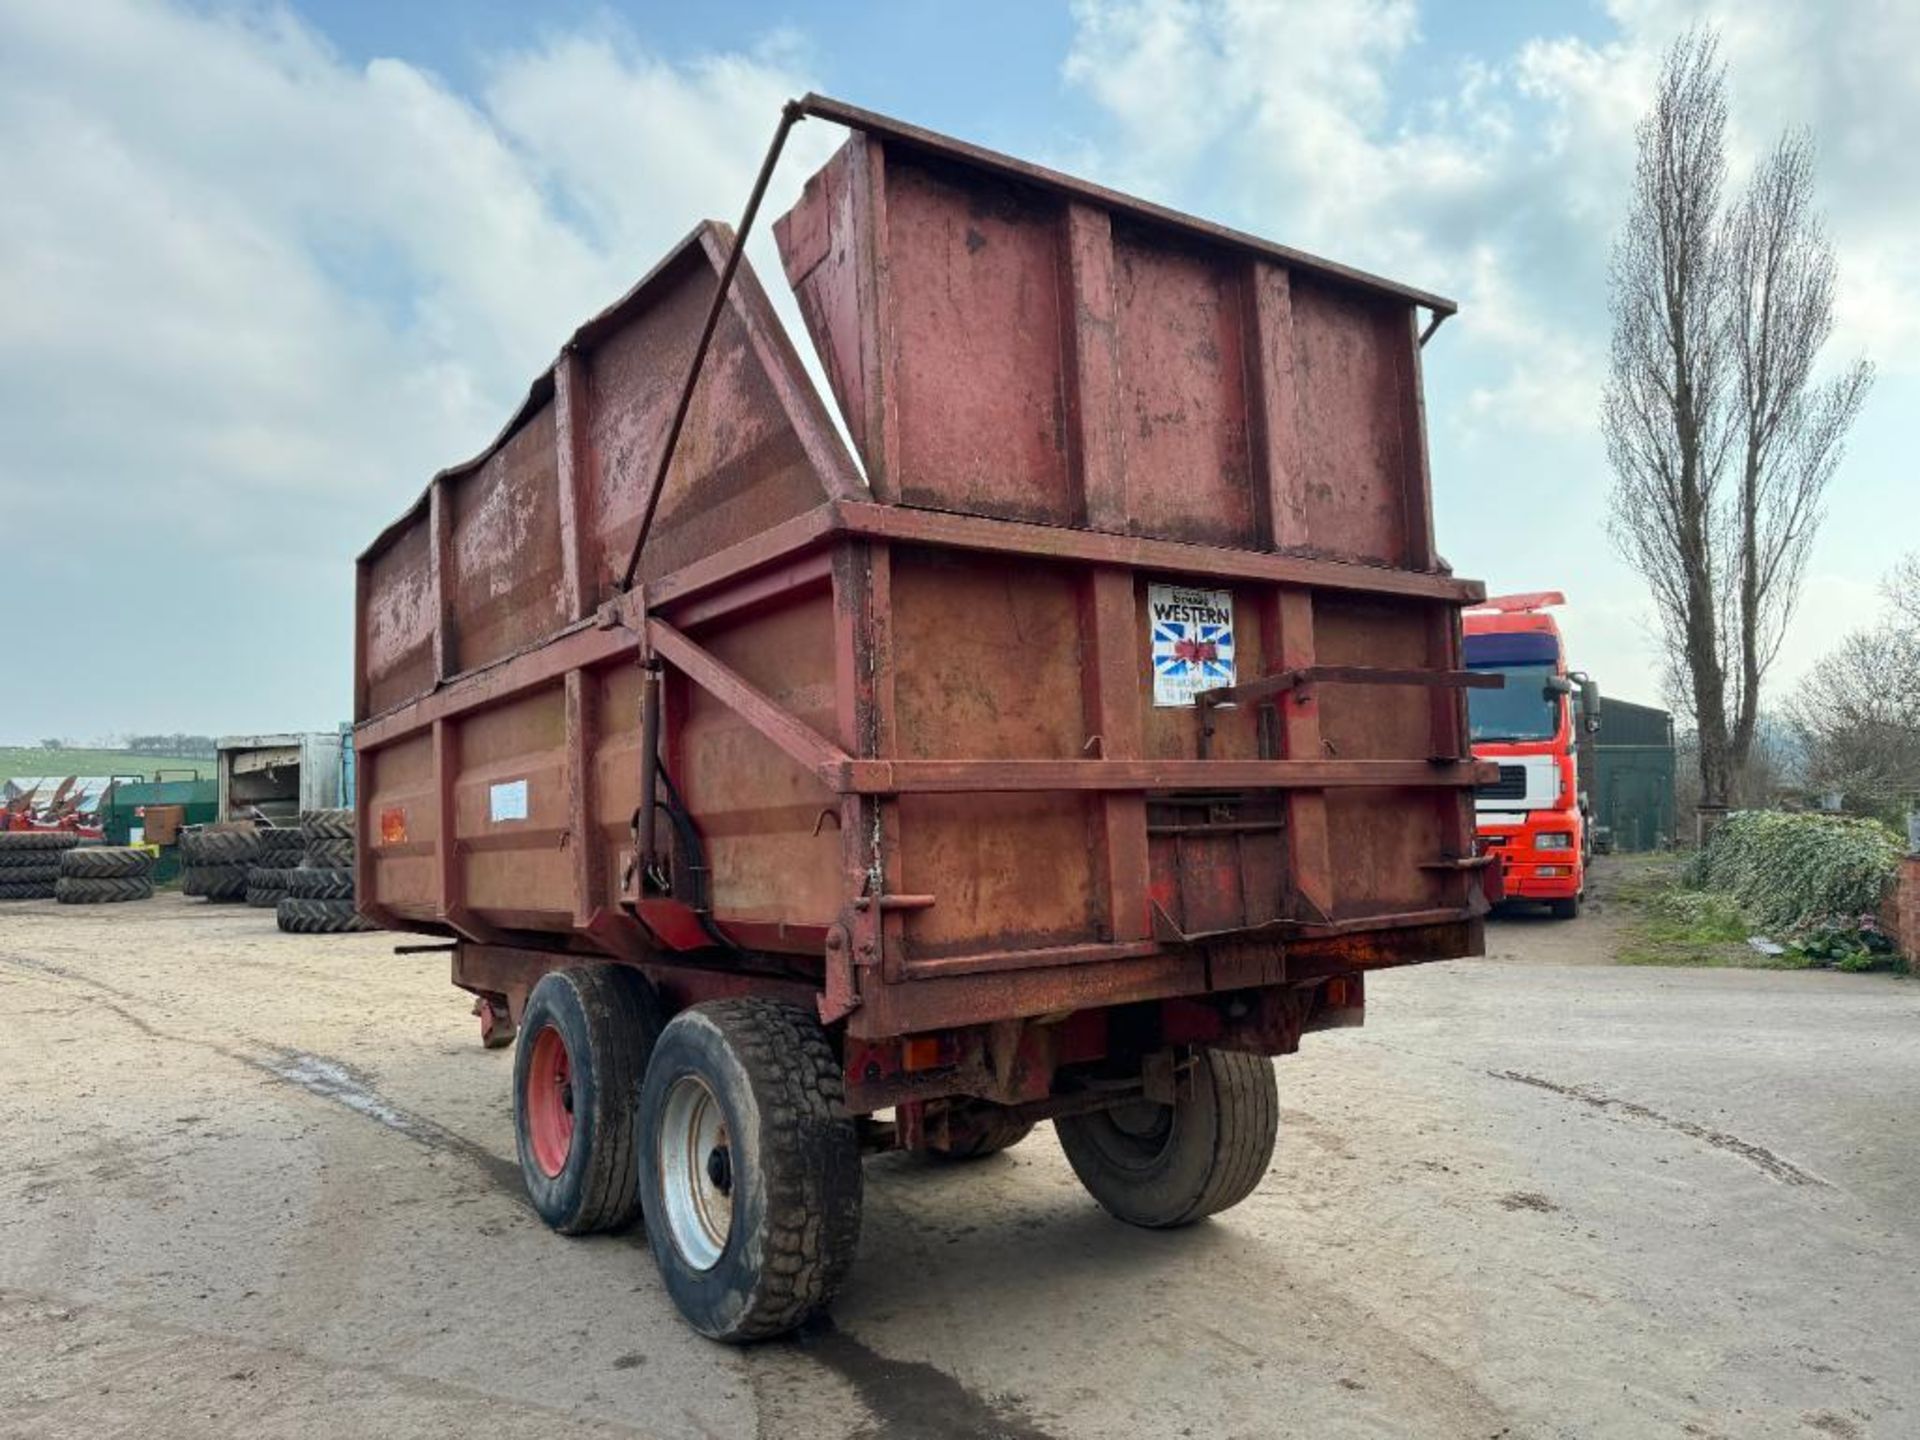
0;747;214;783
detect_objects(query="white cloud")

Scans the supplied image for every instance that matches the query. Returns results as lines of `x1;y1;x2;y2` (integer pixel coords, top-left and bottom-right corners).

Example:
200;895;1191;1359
1063;0;1918;708
0;0;820;735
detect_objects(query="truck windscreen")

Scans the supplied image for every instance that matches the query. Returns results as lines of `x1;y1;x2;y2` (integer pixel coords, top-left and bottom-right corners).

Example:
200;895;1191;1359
1466;664;1560;742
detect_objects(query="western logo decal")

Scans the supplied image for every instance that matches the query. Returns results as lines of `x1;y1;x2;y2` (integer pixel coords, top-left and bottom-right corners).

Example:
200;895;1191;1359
1149;584;1235;707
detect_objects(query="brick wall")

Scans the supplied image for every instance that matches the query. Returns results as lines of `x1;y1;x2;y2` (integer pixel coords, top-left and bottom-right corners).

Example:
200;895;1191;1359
1881;857;1920;962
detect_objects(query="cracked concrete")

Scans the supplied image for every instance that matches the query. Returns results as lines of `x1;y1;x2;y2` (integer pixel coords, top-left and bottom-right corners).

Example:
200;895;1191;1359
2;875;1917;1439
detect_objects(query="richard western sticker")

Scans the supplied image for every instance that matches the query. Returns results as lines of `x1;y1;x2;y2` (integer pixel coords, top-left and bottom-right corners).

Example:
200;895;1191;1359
1149;583;1235;707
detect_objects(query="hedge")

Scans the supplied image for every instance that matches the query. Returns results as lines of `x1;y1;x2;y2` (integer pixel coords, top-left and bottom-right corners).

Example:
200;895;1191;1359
1687;810;1902;933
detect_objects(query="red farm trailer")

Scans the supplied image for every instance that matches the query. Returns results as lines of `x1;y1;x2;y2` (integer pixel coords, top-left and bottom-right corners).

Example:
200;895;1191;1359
353;96;1499;1341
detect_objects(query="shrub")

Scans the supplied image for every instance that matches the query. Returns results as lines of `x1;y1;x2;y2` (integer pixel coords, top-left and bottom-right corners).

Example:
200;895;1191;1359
1793;914;1900;972
1688;810;1903;934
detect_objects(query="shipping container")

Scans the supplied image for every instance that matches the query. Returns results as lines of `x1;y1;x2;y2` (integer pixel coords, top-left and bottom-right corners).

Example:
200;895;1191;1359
215;732;344;824
354;96;1497;1341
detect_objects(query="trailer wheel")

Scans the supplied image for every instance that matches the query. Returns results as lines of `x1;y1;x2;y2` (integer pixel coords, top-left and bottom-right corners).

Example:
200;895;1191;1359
1056;1048;1277;1228
514;966;661;1236
638;999;862;1342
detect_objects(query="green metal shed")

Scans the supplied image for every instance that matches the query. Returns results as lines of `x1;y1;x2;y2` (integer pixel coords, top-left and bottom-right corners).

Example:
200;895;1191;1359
1585;698;1675;852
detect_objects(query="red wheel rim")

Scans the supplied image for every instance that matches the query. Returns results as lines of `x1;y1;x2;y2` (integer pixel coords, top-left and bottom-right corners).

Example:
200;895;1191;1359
526;1025;574;1177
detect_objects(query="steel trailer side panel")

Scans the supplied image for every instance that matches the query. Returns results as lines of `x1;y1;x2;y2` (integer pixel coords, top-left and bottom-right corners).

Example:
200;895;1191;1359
776;139;1439;570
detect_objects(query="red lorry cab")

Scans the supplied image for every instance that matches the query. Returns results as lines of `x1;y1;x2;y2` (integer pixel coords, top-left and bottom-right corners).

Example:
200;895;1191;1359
1462;593;1598;919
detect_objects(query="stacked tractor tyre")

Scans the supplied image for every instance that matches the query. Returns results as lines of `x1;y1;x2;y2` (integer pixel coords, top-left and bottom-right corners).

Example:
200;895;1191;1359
0;831;81;901
247;826;305;908
277;809;375;935
56;845;155;904
180;826;261;901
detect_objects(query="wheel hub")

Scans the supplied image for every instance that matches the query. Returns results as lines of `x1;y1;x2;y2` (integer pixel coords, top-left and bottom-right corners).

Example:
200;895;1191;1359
525;1025;575;1179
658;1074;734;1271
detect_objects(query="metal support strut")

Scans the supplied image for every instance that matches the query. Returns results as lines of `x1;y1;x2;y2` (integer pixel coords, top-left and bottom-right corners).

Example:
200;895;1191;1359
636;661;663;890
618;100;808;591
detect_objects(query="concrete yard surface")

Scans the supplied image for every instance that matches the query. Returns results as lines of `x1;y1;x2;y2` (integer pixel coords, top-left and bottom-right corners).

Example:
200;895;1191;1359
2;885;1916;1439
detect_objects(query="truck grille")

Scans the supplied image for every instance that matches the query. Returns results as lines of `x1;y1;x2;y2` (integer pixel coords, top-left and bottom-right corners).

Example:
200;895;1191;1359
1476;764;1527;800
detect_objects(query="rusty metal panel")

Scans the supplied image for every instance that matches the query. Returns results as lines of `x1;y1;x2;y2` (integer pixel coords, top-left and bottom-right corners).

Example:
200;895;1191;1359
586;231;862;598
1109;225;1256;548
776;134;1438;568
885;157;1072;523
450;402;565;672
453;686;573;929
887;547;1097;957
364;730;436;919
1289;277;1418;567
676;592;843;927
362;512;435;717
1314;595;1451;916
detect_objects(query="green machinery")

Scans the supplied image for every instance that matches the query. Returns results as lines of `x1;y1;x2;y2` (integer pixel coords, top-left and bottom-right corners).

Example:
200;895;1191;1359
98;776;218;882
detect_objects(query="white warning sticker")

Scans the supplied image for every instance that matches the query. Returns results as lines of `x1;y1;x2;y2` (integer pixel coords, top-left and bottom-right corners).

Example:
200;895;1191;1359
1149;583;1235;708
489;779;529;822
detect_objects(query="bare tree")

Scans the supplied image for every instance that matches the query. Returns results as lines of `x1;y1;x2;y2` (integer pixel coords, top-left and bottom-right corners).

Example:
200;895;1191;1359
1786;553;1920;825
1604;28;1872;818
1723;133;1875;773
1604;29;1735;809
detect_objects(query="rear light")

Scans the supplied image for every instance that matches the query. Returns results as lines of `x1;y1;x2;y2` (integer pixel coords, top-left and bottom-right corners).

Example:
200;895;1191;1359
1536;864;1570;877
902;1036;945;1072
1536;832;1573;850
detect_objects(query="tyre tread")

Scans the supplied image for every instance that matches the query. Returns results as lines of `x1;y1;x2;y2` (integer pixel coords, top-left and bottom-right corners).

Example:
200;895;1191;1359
60;846;154;879
1186;1050;1279;1222
55;875;154;904
0;832;82;853
275;896;376;933
685;998;862;1340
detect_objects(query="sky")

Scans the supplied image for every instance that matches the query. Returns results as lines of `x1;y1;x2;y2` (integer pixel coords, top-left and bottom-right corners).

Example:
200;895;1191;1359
1;0;1913;741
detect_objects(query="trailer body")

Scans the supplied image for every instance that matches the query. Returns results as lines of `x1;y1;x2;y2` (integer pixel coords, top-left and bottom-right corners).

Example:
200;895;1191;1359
354;96;1493;1132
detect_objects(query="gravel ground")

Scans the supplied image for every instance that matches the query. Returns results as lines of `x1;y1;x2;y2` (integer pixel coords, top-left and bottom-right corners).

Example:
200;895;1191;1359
2;869;1916;1439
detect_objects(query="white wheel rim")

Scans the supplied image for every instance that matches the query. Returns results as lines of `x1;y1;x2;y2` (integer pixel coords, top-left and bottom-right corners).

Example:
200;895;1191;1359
658;1074;733;1271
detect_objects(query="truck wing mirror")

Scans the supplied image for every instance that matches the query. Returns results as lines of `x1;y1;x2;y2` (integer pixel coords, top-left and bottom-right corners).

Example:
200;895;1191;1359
1572;671;1601;729
1545;675;1572;696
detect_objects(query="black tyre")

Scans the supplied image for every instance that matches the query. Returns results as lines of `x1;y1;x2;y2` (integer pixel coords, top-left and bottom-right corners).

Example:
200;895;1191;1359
1549;895;1581;920
1056;1049;1277;1228
0;879;56;901
0;863;62;885
286;865;353;900
182;862;250;900
0;832;81;853
180;829;262;866
55;875;154;905
246;875;290;908
922;1100;1035;1162
0;844;78;868
256;827;305;860
514;966;663;1236
302;837;355;868
275;897;376;933
300;808;354;842
638;999;862;1342
59;846;153;880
